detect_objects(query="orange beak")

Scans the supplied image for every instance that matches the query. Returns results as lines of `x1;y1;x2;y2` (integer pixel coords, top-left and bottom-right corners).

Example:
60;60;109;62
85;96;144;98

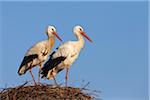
81;32;93;43
53;32;62;42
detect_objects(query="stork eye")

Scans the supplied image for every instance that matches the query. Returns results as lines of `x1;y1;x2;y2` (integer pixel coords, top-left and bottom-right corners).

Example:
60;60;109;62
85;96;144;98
52;28;54;31
79;28;82;31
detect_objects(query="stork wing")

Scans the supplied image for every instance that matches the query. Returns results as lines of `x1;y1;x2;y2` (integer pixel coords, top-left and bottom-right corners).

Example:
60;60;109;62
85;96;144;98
41;42;74;78
18;40;48;75
25;40;48;56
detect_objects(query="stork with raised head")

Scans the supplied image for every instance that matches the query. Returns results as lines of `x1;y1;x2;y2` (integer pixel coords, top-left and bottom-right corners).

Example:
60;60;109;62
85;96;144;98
41;25;92;86
18;26;62;85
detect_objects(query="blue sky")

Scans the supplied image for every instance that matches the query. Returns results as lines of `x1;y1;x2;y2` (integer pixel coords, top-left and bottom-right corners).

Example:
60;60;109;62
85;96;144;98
0;1;148;100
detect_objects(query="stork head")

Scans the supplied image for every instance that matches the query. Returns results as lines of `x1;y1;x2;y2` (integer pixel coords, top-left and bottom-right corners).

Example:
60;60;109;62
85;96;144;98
73;25;93;43
46;26;62;42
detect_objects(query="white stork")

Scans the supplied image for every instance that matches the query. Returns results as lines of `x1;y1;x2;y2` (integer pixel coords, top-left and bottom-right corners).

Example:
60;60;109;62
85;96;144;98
18;26;62;85
41;25;92;86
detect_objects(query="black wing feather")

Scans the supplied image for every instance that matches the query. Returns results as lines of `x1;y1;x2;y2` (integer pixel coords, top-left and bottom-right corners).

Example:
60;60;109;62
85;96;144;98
18;54;38;74
41;51;66;78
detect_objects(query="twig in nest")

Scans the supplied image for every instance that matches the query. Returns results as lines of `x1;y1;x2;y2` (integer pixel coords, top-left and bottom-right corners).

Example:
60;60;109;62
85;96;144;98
0;87;13;94
83;88;101;93
17;81;28;90
80;82;90;91
12;81;28;100
83;88;101;98
74;82;90;97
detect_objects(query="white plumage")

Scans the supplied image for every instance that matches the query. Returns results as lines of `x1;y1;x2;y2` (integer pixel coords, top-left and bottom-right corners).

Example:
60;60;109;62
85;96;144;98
41;25;92;86
25;40;50;67
18;26;62;85
52;41;80;68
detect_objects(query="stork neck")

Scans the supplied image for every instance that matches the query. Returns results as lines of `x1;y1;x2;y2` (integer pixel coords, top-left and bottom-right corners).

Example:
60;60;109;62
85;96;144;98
75;33;85;48
48;35;55;48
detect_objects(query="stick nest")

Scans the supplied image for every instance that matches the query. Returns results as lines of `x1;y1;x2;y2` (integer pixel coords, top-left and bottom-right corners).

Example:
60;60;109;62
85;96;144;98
0;82;93;100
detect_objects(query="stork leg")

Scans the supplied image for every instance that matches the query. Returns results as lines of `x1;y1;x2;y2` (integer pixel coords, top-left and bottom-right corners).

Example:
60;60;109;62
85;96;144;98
65;68;69;87
52;72;58;86
29;68;37;86
38;64;42;85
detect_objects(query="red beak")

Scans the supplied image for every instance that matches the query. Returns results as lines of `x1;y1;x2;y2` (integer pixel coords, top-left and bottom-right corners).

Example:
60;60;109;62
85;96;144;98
53;32;62;42
81;32;93;43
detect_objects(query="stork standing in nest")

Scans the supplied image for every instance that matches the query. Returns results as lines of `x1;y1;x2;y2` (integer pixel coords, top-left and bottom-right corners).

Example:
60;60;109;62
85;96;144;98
18;26;62;85
41;25;92;86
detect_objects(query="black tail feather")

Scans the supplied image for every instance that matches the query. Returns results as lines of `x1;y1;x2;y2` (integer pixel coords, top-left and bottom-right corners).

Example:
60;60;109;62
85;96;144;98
18;54;38;75
41;56;66;78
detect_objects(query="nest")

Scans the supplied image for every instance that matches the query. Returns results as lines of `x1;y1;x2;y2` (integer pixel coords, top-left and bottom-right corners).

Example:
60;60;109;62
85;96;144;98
0;82;93;100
